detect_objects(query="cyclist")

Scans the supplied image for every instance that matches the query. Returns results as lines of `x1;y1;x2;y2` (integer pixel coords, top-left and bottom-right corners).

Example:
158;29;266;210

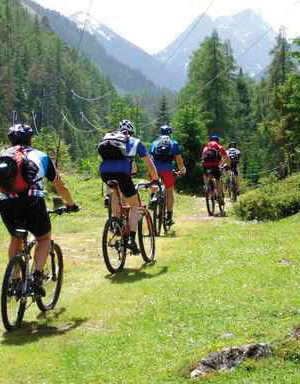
227;141;241;194
149;124;186;227
202;134;231;205
0;123;78;296
99;119;158;254
104;120;139;208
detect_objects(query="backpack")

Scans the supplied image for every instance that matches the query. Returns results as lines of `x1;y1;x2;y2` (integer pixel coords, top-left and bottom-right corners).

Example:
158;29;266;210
0;146;39;194
151;135;174;162
228;148;240;162
202;146;220;162
98;131;128;160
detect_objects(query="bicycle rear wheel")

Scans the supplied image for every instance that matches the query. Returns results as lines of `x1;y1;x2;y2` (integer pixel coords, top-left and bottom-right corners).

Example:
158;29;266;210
205;181;215;216
153;198;165;236
218;189;226;216
36;243;63;312
230;174;237;202
1;255;26;331
102;218;126;274
138;211;155;263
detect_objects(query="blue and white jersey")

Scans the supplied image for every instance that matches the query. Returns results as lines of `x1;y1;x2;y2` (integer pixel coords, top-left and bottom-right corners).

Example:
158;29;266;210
100;137;148;175
0;146;57;200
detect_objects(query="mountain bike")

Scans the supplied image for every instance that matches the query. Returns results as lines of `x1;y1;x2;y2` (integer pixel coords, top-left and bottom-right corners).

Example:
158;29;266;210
204;168;225;217
1;206;78;331
150;174;177;236
227;168;239;202
102;180;156;274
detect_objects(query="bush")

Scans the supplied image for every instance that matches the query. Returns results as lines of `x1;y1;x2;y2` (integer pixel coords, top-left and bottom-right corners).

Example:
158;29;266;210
233;174;300;221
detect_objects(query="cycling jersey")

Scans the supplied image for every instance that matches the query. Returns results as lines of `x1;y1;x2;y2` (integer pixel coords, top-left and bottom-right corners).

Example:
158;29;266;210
150;139;181;172
202;141;227;168
100;137;148;175
0;146;57;200
227;148;241;163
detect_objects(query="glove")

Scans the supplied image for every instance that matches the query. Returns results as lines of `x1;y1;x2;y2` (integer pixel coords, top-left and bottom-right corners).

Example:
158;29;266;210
67;204;80;212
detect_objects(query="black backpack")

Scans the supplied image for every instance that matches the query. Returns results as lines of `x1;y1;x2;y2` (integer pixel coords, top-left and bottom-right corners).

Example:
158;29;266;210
0;146;39;193
98;131;128;160
151;135;174;162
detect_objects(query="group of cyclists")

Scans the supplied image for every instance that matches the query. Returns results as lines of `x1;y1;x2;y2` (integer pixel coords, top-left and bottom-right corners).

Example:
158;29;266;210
0;120;240;297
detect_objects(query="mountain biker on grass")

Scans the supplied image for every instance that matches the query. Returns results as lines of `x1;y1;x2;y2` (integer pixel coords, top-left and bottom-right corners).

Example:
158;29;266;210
99;119;158;255
149;124;186;227
227;141;241;194
0;123;78;296
202;134;231;204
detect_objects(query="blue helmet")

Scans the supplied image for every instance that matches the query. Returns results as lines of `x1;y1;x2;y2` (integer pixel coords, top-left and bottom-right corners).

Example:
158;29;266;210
160;124;173;136
8;123;34;145
210;134;219;143
119;119;134;135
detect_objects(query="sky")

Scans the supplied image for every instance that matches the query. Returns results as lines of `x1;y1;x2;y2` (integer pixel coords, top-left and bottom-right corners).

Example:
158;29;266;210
34;0;300;54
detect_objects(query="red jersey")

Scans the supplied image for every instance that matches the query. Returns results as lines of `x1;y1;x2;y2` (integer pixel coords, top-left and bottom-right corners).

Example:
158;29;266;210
202;140;228;168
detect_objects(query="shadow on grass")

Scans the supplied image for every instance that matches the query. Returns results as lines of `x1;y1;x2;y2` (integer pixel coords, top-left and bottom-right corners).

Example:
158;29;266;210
1;313;88;345
106;265;168;284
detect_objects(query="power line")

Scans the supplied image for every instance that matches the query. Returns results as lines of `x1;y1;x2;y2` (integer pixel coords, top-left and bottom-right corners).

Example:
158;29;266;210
75;0;94;62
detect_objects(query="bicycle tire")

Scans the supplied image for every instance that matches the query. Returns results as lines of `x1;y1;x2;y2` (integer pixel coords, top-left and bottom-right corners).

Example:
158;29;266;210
36;243;63;312
230;175;237;202
205;180;215;216
138;211;155;263
218;189;226;216
102;217;126;274
1;255;26;331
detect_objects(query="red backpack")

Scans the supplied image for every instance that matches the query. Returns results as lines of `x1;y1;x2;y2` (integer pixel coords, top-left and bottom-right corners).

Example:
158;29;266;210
0;146;39;193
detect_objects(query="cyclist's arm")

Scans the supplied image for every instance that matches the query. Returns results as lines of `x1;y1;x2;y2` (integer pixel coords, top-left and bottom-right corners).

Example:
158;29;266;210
142;155;158;181
175;154;186;175
53;176;75;207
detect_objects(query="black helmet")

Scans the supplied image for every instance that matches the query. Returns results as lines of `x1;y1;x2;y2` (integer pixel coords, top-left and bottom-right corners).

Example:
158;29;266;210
210;134;219;143
119;119;134;135
8;123;34;145
160;124;173;135
229;141;236;148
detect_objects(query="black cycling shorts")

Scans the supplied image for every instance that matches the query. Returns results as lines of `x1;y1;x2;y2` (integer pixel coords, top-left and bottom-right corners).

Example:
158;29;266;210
203;166;221;181
0;197;51;238
101;172;136;198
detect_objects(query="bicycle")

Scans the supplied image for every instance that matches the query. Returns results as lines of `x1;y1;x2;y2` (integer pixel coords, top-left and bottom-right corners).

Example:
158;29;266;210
204;168;225;217
102;180;156;274
228;168;238;202
150;174;177;236
1;205;77;331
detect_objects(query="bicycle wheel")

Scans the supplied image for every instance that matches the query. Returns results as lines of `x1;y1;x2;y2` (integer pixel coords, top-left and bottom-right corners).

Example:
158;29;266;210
36;243;63;312
138;210;155;263
153;198;165;236
218;189;226;216
1;255;26;331
230;174;237;202
205;181;215;216
102;217;126;274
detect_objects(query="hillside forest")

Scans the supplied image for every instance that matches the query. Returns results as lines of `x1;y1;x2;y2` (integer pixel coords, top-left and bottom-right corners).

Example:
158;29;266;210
1;0;300;191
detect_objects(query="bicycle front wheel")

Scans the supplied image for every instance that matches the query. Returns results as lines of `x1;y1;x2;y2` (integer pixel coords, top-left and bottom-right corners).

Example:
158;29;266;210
138;211;155;263
205;181;215;216
36;243;63;312
102;218;126;274
1;255;26;331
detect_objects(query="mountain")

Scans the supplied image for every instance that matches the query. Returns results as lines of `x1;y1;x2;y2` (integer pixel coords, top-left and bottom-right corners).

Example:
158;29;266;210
155;10;276;84
22;0;171;95
69;12;181;90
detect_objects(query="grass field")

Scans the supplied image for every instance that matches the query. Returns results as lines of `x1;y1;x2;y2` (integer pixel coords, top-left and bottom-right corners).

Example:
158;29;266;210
1;175;300;383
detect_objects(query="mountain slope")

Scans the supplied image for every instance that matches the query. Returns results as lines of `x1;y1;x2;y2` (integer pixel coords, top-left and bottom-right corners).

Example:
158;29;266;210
22;0;168;94
69;12;181;90
156;9;276;84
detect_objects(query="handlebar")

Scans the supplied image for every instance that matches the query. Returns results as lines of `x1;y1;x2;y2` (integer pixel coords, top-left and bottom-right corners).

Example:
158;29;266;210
47;205;80;215
135;180;162;191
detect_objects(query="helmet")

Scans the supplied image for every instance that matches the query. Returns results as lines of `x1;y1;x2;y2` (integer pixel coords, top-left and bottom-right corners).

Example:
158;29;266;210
119;119;134;135
210;134;219;143
229;141;236;148
8;123;34;145
160;124;173;136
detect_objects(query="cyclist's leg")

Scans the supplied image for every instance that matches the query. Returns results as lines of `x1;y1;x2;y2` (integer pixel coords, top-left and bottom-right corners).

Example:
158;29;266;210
118;174;140;254
159;171;175;224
